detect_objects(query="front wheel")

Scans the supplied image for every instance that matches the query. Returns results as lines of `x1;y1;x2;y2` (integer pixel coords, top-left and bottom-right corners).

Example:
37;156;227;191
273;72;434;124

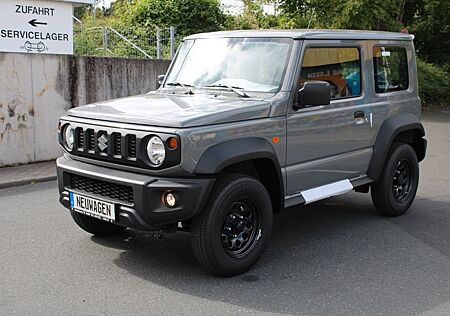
371;143;419;216
191;174;273;277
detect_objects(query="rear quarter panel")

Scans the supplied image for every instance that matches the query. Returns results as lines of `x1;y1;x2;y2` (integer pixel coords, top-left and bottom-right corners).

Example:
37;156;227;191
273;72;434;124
366;40;421;145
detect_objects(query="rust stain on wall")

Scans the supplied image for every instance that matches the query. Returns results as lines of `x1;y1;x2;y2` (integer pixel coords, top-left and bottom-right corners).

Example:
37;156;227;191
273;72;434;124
85;56;98;104
0;96;32;142
69;56;79;108
37;86;49;97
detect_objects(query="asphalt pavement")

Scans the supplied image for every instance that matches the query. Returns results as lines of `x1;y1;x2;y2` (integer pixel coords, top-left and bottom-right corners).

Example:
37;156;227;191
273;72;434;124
0;110;449;315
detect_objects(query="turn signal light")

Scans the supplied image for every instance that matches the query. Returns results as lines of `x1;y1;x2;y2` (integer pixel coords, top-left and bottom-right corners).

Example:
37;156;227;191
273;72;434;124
167;137;178;149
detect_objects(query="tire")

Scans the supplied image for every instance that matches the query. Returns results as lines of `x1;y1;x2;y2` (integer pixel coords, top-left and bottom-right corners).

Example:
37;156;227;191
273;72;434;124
371;143;419;216
191;174;273;277
70;210;126;236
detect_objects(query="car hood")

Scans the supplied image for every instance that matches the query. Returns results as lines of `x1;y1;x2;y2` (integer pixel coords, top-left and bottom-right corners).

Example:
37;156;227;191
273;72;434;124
67;92;272;128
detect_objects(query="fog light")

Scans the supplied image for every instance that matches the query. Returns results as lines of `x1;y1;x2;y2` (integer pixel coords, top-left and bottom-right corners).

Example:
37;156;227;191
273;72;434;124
164;192;177;208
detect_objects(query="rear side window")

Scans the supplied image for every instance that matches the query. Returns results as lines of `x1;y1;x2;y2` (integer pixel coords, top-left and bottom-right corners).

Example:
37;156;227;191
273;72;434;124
373;46;409;93
300;47;361;100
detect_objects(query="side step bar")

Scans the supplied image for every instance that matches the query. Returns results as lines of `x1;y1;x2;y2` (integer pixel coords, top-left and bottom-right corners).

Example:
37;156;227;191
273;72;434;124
301;180;353;204
284;176;373;208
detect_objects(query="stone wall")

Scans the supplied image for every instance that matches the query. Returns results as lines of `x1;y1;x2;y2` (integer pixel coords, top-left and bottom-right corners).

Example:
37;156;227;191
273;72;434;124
0;53;171;165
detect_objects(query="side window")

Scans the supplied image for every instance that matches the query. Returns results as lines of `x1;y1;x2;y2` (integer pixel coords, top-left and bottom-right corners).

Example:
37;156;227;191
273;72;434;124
373;46;409;93
300;47;361;100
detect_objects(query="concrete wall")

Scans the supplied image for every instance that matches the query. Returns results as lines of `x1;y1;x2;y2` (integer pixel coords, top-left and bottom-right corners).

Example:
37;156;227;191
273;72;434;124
0;53;171;166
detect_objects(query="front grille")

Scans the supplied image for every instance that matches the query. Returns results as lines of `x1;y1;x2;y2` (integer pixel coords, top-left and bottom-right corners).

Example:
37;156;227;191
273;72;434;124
64;123;179;169
70;174;134;204
73;128;138;160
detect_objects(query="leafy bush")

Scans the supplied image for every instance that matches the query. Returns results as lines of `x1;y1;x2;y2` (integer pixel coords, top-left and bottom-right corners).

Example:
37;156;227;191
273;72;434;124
417;58;450;107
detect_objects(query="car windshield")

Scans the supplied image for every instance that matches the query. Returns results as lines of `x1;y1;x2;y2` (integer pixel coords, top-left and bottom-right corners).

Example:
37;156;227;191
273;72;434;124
165;37;293;93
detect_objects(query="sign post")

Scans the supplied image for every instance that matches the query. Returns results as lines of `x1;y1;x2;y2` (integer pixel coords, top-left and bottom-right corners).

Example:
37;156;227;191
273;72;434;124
0;0;92;55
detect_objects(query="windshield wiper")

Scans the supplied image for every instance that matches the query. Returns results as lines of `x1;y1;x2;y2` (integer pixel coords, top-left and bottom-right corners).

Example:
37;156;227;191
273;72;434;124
203;84;250;98
165;82;195;94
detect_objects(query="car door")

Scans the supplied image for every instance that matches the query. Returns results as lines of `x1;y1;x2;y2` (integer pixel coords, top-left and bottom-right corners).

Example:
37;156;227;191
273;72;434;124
286;40;373;195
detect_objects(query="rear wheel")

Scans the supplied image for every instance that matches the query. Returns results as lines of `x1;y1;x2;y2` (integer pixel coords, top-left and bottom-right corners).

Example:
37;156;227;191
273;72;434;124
371;143;419;216
191;174;273;277
70;210;126;236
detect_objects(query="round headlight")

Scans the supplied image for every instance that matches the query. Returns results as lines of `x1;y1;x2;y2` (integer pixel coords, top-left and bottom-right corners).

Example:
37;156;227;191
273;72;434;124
147;136;166;166
63;125;74;150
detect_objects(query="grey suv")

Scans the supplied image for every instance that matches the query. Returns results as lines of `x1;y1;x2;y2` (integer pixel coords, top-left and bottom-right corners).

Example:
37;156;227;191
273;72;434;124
57;30;427;276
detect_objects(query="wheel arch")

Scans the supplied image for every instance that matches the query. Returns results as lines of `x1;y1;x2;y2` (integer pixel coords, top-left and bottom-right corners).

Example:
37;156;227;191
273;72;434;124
368;113;427;182
194;138;284;213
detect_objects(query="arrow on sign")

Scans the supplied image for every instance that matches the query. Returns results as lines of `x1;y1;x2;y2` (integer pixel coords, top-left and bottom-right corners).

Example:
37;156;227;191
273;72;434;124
28;19;48;27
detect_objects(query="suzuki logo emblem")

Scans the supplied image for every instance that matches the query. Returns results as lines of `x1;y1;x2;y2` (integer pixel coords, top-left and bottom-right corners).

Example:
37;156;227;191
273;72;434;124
98;134;108;151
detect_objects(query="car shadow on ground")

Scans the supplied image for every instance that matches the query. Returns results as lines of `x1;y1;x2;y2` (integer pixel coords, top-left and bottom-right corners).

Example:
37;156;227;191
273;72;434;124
91;192;450;315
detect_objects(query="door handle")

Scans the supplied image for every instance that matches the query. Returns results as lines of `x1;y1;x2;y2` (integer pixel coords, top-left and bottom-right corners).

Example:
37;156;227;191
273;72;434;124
353;111;366;125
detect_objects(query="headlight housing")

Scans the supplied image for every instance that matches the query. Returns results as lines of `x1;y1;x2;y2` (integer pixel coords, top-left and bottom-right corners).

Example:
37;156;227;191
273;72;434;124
146;136;166;166
63;124;74;150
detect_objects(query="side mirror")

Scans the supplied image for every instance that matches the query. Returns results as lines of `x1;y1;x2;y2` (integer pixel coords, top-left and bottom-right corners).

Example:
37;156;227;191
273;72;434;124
158;75;165;86
294;81;331;110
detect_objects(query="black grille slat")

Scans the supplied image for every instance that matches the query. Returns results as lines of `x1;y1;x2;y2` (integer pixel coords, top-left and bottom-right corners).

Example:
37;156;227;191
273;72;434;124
76;128;84;150
70;174;133;204
87;129;95;151
113;133;122;156
127;135;137;159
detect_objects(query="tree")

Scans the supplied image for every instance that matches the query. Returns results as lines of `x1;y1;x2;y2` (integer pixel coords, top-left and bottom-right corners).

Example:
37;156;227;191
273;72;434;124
112;0;225;37
278;0;404;31
227;0;280;29
409;0;450;65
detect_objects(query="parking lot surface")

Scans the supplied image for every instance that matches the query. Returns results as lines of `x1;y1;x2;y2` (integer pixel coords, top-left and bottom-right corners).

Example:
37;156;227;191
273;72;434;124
1;110;449;315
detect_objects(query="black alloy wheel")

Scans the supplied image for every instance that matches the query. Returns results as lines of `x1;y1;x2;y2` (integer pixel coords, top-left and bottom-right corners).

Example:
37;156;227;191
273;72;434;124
191;174;273;277
221;201;260;258
371;143;419;216
392;159;413;203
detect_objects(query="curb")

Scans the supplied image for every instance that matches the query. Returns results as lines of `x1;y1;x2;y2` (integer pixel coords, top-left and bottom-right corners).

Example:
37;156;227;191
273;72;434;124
0;175;57;190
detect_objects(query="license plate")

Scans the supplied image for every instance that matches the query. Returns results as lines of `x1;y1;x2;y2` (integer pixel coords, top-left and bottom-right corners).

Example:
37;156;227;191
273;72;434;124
69;192;115;222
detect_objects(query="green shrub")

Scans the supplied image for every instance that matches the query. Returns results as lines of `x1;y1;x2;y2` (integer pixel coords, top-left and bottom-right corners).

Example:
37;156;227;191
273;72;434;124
417;58;450;107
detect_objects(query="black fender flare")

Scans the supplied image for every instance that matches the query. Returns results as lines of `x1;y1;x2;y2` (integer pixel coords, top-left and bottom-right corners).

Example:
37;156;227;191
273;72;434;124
367;113;426;182
194;137;284;208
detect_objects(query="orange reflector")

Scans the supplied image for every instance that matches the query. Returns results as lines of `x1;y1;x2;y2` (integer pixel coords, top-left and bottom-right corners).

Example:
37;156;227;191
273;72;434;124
167;137;178;149
272;136;280;144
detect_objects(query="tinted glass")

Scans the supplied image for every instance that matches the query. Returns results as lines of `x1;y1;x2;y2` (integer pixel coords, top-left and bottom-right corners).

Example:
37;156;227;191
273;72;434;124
300;47;361;100
373;46;409;93
165;38;293;93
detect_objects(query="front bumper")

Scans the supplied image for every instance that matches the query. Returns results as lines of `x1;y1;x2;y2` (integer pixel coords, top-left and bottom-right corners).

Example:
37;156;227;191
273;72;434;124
56;156;215;231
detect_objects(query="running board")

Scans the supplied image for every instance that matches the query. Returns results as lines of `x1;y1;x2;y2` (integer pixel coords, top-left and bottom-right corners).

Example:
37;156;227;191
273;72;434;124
301;180;353;204
284;177;373;208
